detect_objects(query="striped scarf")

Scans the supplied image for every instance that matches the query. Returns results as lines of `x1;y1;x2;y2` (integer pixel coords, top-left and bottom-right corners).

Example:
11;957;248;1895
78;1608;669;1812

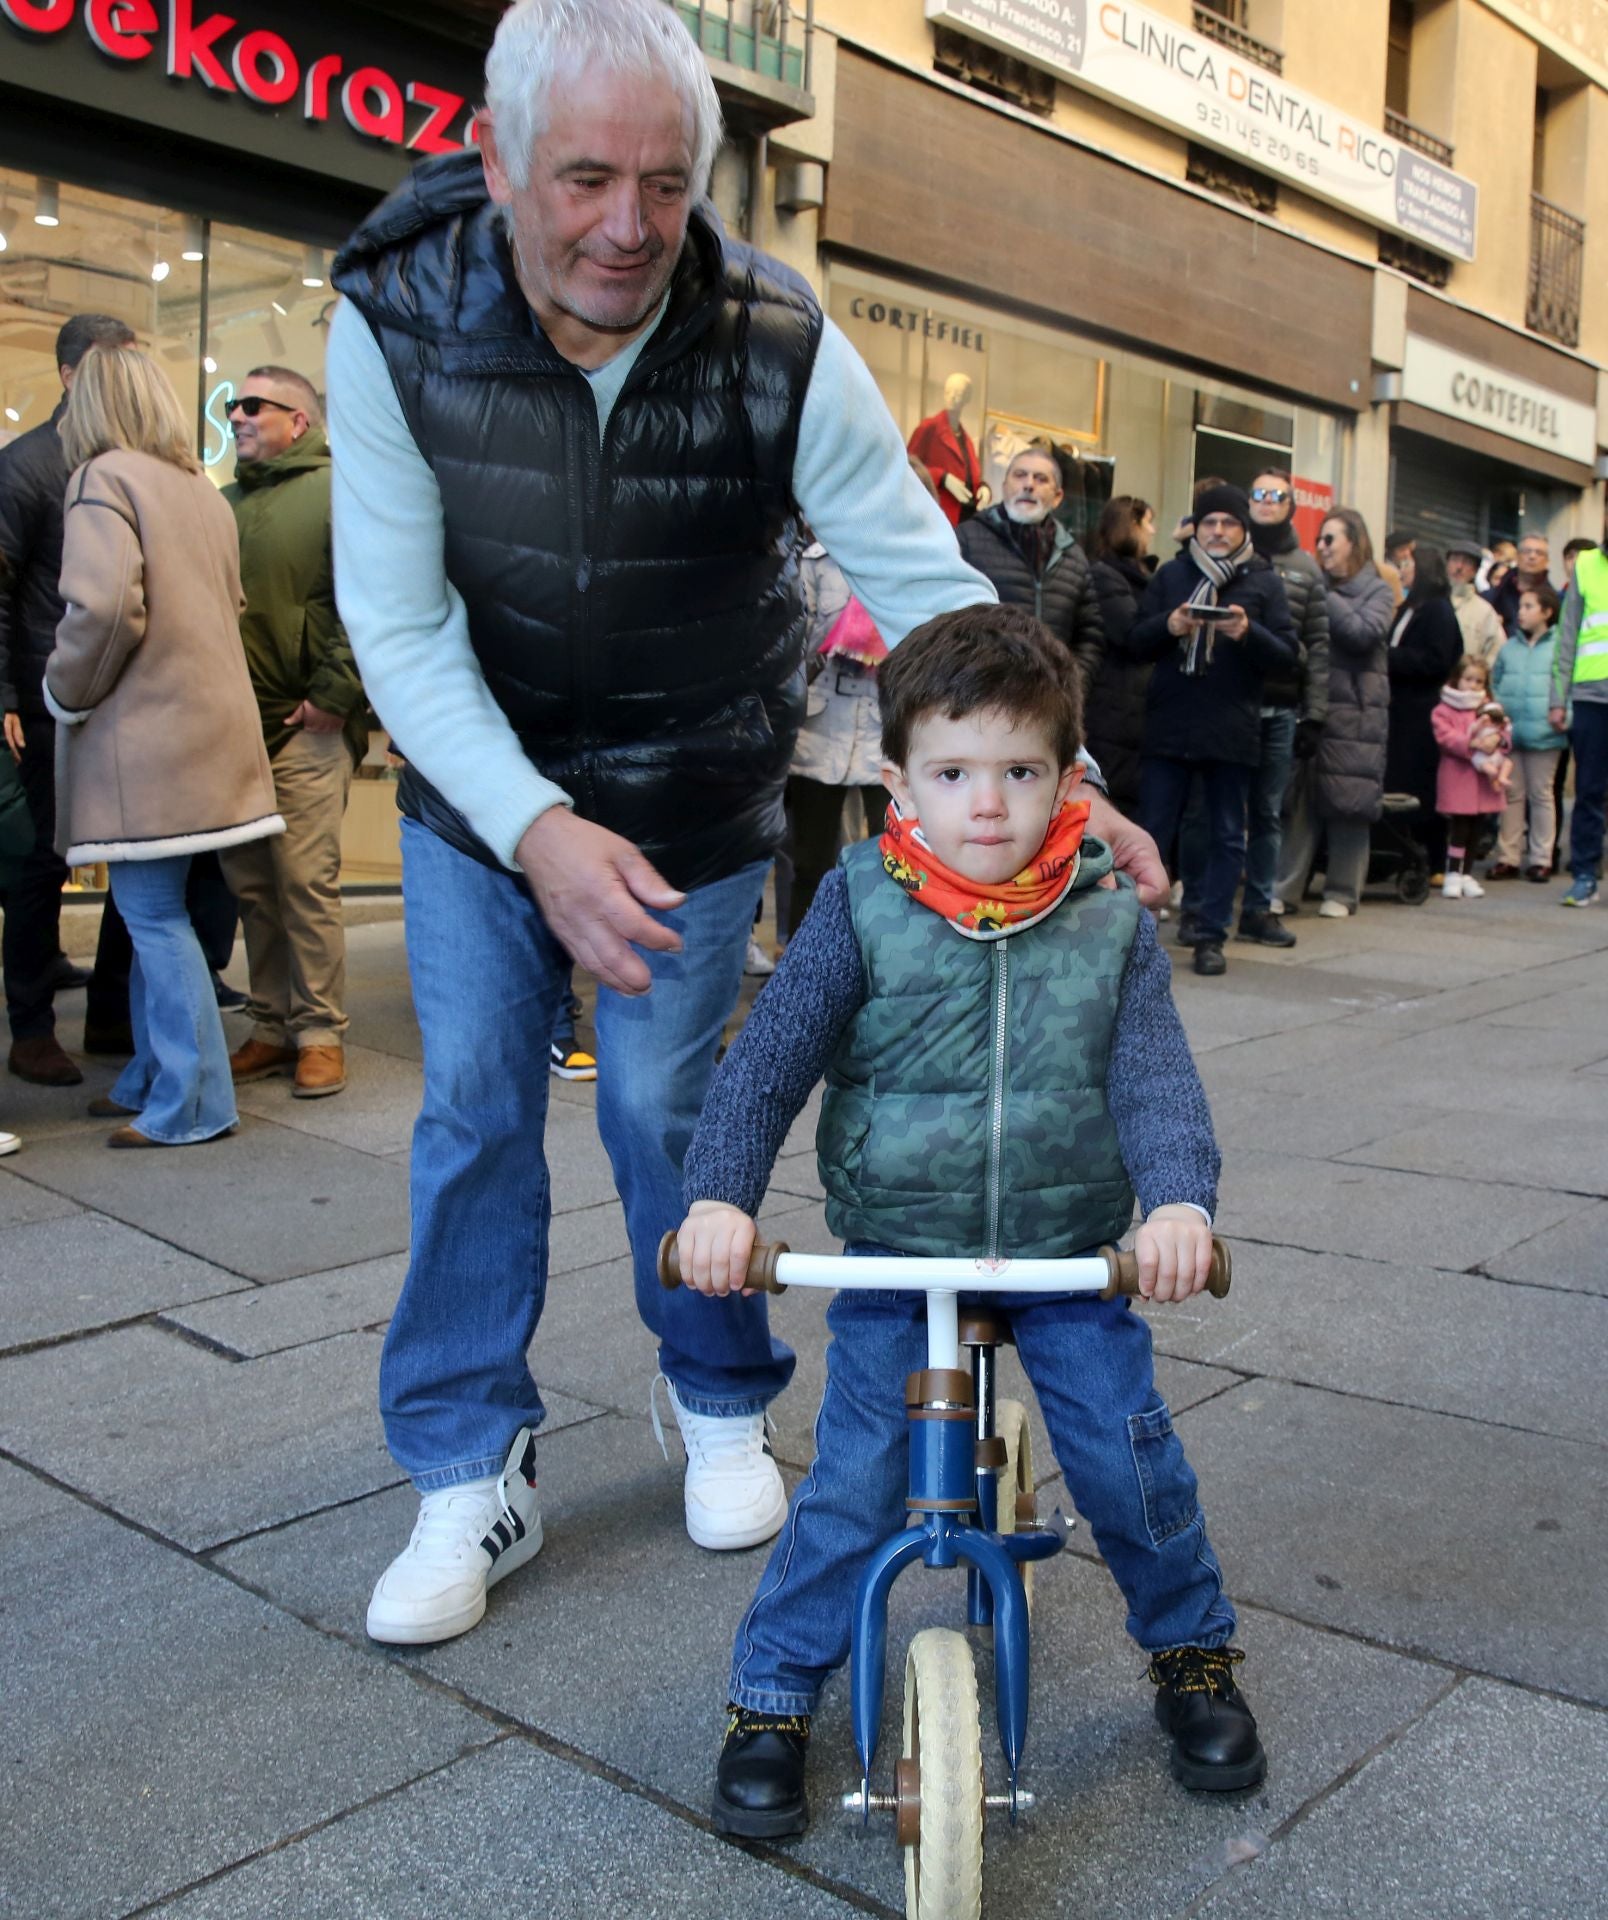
1180;534;1255;675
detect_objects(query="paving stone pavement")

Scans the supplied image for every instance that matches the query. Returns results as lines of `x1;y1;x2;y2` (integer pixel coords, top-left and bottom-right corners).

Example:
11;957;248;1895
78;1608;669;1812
4;882;1606;1919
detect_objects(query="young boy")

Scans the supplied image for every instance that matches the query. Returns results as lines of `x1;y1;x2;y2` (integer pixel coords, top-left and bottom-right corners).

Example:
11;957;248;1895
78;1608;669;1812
673;604;1263;1839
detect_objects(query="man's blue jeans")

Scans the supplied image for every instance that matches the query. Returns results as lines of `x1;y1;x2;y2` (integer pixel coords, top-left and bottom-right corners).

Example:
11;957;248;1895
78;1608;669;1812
382;819;796;1490
1241;708;1297;917
1140;757;1252;944
729;1261;1236;1716
1567;700;1608;882
107;855;237;1146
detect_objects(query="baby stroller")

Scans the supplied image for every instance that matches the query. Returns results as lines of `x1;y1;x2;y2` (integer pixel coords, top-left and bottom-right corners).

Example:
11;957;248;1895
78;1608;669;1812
1364;794;1432;905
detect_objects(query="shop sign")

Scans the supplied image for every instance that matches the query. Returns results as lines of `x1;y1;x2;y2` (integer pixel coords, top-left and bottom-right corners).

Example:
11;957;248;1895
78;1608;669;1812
1400;335;1596;465
847;293;987;352
924;0;1478;263
0;0;476;153
1291;476;1333;553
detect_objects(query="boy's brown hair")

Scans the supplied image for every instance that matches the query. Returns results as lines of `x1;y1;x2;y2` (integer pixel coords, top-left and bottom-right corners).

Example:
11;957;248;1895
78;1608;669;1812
878;604;1083;769
1519;580;1561;624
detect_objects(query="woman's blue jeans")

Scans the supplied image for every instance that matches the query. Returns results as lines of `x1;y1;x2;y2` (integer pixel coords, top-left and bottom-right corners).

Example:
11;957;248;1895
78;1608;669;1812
107;855;238;1146
381;819;796;1491
729;1258;1237;1716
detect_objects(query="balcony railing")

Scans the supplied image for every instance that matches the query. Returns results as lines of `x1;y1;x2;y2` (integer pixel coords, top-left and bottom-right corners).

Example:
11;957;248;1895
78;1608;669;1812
1384;109;1454;168
675;2;815;126
1192;3;1283;74
1527;191;1585;348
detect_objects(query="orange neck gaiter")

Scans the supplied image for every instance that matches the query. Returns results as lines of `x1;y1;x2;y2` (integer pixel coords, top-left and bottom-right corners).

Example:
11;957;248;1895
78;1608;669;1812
879;796;1090;940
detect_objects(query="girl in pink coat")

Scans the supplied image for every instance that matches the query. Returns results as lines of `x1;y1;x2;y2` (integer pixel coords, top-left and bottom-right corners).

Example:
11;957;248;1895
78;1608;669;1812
1432;654;1513;899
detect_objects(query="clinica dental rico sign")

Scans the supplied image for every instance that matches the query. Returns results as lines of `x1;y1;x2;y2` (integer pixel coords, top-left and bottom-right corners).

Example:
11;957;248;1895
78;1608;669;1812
926;0;1478;262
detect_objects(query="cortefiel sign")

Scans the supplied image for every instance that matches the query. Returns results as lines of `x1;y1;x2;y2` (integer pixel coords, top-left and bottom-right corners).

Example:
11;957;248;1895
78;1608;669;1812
0;0;476;154
1399;335;1597;465
925;0;1478;263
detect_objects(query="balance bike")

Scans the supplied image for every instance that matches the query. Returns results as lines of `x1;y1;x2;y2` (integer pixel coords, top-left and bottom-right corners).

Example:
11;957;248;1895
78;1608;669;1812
658;1233;1232;1920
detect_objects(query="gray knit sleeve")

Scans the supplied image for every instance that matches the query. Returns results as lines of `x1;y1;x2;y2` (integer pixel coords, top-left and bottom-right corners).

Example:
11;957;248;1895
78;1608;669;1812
682;865;866;1216
1105;909;1221;1217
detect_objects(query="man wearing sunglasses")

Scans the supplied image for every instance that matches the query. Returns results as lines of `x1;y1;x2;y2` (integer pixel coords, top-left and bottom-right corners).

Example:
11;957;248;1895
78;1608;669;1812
219;367;367;1101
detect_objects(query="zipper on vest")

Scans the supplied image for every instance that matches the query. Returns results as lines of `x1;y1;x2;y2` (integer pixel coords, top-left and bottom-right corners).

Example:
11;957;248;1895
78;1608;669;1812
985;939;1009;1260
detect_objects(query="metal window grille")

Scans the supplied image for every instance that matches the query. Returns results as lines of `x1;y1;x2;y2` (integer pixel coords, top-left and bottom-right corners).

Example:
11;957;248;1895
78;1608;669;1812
1384;109;1454;169
1527;192;1584;348
1192;3;1283;74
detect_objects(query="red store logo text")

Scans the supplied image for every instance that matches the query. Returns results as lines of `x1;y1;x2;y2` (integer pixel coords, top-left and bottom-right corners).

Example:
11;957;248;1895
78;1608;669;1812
1;0;477;153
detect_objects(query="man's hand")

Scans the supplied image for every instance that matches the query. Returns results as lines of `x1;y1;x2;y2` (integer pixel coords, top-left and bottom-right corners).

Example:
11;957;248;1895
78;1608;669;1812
1549;706;1567;732
1133;1205;1213;1304
941;473;973;506
1218;604;1249;642
514;806;685;996
1166;602;1198;639
676;1200;758;1297
2;712;22;761
284;699;346;734
1086;792;1168;910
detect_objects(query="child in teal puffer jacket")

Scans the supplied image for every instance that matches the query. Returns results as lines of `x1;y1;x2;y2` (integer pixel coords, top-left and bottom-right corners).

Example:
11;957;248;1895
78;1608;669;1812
1490;583;1567;879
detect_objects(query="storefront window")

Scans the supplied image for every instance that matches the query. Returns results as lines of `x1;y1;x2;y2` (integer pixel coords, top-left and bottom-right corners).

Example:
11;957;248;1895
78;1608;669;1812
0;166;329;482
828;262;1344;543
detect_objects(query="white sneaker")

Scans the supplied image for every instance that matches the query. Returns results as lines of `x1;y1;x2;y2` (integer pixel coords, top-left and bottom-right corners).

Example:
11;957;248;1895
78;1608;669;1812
1268;897;1285;917
1460;875;1485;898
366;1428;543;1645
743;936;776;978
653;1375;788;1551
0;1130;19;1157
1316;899;1350;918
1441;873;1465;899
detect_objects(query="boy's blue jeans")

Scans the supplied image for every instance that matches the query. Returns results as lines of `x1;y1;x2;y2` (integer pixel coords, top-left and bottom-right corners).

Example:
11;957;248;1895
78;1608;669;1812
728;1251;1237;1716
381;819;795;1490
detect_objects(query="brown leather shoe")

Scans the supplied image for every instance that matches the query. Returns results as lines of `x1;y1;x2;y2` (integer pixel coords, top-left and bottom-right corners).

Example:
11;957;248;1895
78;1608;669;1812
293;1044;347;1099
230;1038;297;1083
9;1035;84;1087
107;1124;235;1148
88;1096;138;1118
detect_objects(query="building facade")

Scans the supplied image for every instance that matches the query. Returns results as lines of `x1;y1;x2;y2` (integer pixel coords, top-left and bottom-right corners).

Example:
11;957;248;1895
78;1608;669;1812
744;0;1608;555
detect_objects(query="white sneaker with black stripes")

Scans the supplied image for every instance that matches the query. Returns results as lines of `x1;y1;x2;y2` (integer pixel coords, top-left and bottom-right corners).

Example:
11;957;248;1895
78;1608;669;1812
366;1427;543;1645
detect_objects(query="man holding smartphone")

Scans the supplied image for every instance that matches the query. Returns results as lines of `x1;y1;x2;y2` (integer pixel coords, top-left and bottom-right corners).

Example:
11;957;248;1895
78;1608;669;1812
1126;483;1299;976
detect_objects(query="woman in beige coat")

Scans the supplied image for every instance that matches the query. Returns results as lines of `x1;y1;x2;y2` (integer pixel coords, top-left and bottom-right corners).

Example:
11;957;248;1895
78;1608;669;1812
44;347;282;1147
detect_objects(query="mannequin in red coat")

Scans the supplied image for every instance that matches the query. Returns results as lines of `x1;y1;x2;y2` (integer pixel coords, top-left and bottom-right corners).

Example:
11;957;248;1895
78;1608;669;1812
908;372;989;528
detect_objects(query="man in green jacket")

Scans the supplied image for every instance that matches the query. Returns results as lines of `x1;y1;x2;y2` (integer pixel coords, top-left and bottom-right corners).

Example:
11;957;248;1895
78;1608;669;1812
221;367;367;1098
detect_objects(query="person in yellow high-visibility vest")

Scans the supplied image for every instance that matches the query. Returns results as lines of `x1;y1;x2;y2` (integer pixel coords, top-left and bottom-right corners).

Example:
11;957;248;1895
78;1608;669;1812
1549;542;1608;905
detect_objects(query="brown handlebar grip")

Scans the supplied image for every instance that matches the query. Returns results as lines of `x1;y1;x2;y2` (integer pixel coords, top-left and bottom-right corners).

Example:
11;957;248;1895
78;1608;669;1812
1099;1236;1232;1300
656;1230;790;1294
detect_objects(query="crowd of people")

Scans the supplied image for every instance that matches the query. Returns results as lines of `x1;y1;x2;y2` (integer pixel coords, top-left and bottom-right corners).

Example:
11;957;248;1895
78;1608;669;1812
0;319;363;1158
3;0;1607;1851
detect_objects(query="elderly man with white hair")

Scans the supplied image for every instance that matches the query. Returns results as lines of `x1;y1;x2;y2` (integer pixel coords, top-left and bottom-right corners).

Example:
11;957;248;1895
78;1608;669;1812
327;0;1166;1647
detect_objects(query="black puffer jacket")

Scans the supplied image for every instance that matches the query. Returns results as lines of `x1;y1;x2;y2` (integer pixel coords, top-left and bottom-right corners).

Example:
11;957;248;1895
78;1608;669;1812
1385;595;1464;817
957;506;1104;692
1083;552;1155;812
0;399;68;720
1130;551;1299;766
1253;523;1330;725
1312;562;1393;823
332;151;821;889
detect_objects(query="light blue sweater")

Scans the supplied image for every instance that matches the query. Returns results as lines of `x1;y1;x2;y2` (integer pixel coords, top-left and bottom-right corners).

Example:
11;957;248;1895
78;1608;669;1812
325;298;997;869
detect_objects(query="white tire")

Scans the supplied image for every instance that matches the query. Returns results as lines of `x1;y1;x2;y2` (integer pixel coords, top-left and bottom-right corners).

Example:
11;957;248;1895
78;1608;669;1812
901;1628;984;1920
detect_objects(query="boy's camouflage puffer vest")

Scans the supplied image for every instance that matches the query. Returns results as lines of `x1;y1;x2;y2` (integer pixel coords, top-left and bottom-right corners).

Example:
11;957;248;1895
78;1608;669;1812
817;835;1142;1259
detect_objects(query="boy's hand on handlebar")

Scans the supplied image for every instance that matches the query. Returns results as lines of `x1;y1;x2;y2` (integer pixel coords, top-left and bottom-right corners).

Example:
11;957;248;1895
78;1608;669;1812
677;1201;758;1297
1135;1206;1213;1303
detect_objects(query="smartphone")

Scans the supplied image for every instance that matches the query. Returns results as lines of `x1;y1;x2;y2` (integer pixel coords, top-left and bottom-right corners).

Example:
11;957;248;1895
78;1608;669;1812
1188;604;1240;622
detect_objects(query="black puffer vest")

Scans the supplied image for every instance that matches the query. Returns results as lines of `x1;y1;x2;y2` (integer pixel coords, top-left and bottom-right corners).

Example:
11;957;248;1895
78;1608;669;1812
331;152;823;888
